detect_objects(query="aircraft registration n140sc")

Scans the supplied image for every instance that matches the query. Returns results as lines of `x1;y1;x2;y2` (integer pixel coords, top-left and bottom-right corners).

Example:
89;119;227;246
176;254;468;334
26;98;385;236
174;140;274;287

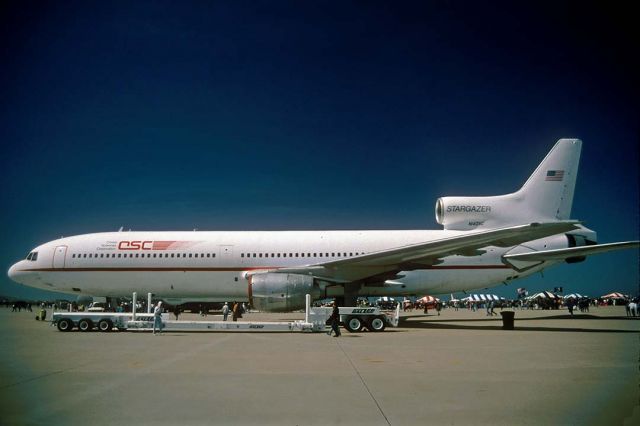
8;139;639;311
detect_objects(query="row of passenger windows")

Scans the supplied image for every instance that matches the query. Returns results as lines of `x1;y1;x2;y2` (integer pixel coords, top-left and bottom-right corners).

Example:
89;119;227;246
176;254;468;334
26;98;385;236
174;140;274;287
72;253;217;259
70;251;364;260
240;252;363;258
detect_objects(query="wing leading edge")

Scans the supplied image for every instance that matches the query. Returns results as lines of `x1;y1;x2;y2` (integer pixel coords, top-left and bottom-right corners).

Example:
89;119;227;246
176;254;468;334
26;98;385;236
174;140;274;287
264;221;580;283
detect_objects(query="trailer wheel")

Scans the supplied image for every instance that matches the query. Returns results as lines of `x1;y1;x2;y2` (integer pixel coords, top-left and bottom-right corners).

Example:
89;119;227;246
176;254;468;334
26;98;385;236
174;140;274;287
57;318;74;332
369;316;386;332
98;319;113;332
344;316;364;333
78;319;93;332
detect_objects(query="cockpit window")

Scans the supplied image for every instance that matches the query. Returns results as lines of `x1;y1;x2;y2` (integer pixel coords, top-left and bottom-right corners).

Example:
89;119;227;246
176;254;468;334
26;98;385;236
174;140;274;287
26;252;38;261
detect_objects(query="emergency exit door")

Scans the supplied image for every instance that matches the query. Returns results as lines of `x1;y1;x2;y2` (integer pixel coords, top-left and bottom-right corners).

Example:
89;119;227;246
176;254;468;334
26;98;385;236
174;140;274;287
53;246;67;268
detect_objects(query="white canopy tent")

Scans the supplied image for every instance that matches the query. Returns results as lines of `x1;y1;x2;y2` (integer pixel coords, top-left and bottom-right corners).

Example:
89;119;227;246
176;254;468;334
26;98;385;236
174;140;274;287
563;293;586;299
462;294;503;302
527;291;560;300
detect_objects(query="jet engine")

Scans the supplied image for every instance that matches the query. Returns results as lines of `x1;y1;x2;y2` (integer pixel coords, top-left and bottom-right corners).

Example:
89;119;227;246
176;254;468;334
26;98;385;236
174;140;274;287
250;273;322;312
435;196;507;230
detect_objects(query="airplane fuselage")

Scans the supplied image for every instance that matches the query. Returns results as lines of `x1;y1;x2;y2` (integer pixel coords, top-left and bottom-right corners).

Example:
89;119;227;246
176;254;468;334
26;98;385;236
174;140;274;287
8;229;558;302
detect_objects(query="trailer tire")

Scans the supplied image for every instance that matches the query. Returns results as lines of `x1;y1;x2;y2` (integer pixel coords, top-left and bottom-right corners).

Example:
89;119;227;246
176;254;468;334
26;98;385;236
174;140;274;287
344;316;364;333
98;319;113;332
369;316;386;332
78;319;93;332
57;318;73;332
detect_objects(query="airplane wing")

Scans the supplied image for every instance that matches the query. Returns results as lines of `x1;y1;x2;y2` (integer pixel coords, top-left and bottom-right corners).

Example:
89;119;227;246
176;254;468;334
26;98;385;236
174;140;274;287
502;241;639;262
262;221;580;283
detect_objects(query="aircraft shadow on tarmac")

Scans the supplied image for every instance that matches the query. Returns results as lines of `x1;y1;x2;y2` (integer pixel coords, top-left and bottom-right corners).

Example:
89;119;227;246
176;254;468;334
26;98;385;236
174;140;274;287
399;315;640;333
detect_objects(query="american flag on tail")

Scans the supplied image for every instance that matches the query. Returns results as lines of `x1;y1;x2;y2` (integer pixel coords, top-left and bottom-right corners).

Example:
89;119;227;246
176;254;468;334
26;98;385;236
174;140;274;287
545;170;564;181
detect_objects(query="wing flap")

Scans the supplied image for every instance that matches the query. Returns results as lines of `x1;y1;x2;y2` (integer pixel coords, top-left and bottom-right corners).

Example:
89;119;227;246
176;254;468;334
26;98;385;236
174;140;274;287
502;241;639;262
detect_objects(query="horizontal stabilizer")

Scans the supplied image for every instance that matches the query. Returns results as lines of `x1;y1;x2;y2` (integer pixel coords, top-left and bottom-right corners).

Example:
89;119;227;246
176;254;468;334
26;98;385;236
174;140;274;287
503;241;639;262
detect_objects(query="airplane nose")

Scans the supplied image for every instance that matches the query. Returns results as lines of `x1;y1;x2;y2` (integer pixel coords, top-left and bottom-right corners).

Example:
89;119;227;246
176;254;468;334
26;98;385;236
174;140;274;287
8;263;17;280
8;263;22;283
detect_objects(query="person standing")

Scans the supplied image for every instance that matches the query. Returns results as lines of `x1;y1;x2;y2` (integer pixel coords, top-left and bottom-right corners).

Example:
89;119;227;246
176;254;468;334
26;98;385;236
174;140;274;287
173;305;180;321
488;301;497;316
232;302;239;322
327;301;341;337
222;302;229;321
153;301;164;335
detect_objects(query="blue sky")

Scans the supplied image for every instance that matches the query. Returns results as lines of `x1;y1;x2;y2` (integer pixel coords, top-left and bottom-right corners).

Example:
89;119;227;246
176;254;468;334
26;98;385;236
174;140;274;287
1;1;637;300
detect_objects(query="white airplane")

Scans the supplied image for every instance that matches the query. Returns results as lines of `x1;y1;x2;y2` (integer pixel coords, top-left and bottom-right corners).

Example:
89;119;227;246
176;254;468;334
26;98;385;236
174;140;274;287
8;139;638;311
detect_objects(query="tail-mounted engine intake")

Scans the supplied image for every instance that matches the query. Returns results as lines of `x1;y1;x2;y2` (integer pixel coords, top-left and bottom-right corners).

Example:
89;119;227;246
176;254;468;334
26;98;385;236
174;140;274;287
250;273;321;312
435;196;509;230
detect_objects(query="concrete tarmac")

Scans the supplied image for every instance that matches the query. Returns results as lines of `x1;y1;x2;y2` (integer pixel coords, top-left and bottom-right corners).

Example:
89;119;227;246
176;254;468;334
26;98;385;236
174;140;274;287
0;306;638;426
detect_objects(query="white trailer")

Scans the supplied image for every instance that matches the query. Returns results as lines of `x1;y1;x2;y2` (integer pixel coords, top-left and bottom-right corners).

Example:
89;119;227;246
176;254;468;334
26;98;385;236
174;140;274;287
50;294;400;333
51;311;155;332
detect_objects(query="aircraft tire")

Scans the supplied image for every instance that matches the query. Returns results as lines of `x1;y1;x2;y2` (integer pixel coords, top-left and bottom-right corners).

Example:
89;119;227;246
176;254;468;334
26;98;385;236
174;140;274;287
344;316;364;333
57;318;73;332
78;319;93;332
369;316;386;332
98;319;113;332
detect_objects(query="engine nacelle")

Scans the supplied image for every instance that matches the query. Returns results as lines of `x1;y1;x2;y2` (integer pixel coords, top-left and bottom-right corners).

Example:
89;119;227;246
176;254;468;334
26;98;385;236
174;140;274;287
435;196;514;230
250;273;321;312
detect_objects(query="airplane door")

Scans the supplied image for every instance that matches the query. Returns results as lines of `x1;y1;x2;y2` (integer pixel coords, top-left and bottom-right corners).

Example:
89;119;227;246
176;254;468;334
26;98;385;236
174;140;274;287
53;246;67;268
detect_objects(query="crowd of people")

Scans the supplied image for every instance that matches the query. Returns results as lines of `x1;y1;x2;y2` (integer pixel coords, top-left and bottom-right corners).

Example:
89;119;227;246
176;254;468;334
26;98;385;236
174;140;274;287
4;294;639;319
361;295;640;318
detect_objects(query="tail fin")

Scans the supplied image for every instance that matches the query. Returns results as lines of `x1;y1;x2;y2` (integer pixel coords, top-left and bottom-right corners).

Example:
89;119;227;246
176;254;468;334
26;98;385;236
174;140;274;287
435;138;582;230
516;138;581;220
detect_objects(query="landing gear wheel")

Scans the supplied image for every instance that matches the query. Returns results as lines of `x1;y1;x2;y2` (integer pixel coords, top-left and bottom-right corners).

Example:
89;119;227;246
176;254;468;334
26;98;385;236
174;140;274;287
57;318;73;332
344;316;364;333
78;319;93;332
98;319;113;332
369;316;386;332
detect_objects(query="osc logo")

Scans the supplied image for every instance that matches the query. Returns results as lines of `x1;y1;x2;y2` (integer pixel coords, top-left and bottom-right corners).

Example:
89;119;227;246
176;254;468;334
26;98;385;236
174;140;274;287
118;241;153;250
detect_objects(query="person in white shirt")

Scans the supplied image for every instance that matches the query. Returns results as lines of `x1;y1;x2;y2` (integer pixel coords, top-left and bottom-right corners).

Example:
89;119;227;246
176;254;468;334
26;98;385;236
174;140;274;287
222;302;229;321
153;301;163;335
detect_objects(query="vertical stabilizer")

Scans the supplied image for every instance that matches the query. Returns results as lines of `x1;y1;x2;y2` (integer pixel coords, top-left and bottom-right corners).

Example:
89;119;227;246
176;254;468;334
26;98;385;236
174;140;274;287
516;138;581;220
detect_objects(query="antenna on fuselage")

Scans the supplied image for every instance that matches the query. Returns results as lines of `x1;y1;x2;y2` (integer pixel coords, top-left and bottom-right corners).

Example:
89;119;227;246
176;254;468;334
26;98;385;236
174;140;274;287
118;226;124;232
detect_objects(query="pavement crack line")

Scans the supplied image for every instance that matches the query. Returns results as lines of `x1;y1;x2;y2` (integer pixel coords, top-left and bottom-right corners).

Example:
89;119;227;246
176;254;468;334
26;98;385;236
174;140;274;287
337;340;391;426
0;364;90;390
